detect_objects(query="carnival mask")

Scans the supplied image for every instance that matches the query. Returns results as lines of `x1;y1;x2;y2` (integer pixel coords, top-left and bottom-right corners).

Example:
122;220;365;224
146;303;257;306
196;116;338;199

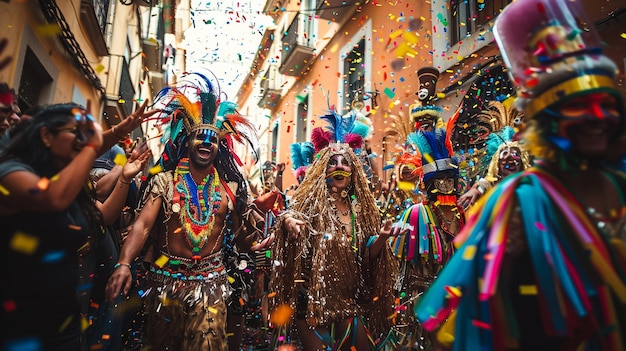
326;153;352;180
433;176;455;195
498;145;522;177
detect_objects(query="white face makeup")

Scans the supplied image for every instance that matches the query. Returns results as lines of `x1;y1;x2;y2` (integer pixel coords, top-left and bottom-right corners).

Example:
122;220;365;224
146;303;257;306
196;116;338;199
326;153;352;193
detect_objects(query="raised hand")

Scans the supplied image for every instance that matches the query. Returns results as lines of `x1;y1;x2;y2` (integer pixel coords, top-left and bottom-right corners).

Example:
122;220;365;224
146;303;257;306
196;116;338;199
121;148;151;182
114;99;161;138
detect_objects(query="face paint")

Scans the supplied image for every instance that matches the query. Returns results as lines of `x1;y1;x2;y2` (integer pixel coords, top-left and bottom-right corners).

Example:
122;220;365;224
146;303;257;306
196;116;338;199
558;93;620;120
550;93;623;157
192;128;218;146
433;176;455;195
498;146;522;176
326;154;352;179
188;129;219;168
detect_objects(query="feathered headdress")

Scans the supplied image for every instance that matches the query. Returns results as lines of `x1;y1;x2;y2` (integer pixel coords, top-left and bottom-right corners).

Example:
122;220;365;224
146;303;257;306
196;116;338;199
406;128;457;184
311;106;373;153
151;71;258;171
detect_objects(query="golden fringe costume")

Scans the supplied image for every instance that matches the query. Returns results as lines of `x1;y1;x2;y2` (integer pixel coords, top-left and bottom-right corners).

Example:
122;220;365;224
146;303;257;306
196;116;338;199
269;143;398;346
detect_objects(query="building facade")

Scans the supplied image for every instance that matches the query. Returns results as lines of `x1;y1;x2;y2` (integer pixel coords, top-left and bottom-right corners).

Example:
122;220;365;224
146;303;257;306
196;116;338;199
0;0;174;139
236;0;626;189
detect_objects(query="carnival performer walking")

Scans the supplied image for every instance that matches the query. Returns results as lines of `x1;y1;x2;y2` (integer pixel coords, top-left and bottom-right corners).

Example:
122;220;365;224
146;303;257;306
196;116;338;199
415;0;626;349
269;109;398;351
382;123;465;350
105;71;268;351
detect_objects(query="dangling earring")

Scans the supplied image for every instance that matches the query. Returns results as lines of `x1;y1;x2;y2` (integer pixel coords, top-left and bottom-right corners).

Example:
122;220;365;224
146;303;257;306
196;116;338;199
340;189;348;198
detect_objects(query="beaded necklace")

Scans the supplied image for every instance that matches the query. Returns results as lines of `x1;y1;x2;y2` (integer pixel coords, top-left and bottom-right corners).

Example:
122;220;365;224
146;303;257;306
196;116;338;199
330;199;357;254
173;158;221;254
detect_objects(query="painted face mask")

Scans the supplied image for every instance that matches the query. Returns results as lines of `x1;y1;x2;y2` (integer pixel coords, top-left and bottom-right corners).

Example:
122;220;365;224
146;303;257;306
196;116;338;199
433;176;455;195
498;145;523;176
326;153;352;180
555;93;622;135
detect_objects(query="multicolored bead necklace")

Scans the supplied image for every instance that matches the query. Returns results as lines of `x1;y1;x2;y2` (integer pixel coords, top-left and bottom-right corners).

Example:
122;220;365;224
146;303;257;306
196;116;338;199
173;158;221;254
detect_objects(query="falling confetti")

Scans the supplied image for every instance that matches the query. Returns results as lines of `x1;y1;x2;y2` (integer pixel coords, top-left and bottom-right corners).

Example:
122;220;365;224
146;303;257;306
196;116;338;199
10;232;39;255
270;304;293;326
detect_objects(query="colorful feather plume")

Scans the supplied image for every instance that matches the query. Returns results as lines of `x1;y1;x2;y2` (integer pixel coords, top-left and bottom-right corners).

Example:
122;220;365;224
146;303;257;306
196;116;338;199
150;70;258;171
312;107;374;153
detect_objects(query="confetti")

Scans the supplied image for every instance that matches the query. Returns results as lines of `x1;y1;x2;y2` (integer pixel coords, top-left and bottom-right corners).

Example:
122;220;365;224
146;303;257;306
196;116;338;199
471;319;491;329
149;164;163;175
535;221;546;231
270;304;293;326
462;245;476;260
154;254;169;268
113;153;127;166
10;232;38;254
383;87;395;99
36;23;61;36
37;177;50;191
519;285;538;295
0;185;9;195
3;300;16;312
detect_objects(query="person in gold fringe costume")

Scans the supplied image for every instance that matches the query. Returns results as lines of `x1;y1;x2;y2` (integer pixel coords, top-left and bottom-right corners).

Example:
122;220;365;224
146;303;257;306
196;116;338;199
269;109;398;351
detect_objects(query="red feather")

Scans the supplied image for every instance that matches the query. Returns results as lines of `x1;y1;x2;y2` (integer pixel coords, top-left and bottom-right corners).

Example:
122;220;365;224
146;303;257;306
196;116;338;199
344;133;363;150
311;127;332;152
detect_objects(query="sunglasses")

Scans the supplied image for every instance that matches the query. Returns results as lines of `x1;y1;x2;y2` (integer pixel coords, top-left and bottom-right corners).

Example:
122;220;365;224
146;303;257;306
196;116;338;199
71;108;95;123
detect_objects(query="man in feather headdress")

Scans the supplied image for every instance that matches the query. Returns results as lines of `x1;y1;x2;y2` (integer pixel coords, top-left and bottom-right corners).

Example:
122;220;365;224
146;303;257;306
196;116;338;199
105;71;269;351
269;108;398;350
414;1;626;349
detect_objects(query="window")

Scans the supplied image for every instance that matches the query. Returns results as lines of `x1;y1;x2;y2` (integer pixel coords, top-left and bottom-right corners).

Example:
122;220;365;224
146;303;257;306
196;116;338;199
295;94;308;142
432;1;507;70
342;38;365;113
92;0;111;35
18;47;53;113
271;122;279;163
449;0;512;44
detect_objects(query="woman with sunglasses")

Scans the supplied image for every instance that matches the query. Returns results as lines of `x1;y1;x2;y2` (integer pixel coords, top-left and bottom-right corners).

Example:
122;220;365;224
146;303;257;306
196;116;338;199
0;103;150;350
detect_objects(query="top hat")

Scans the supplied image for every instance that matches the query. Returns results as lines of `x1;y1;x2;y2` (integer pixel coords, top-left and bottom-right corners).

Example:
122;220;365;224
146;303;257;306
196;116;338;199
493;0;622;119
410;67;443;122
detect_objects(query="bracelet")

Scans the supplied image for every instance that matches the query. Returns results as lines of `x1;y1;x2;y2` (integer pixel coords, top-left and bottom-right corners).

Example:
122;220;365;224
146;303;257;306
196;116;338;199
119;178;132;185
114;262;132;270
84;143;98;153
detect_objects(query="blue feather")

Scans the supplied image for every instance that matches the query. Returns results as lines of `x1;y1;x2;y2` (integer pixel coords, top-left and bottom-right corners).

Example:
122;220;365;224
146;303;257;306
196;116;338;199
407;131;433;158
290;143;303;170
301;142;315;165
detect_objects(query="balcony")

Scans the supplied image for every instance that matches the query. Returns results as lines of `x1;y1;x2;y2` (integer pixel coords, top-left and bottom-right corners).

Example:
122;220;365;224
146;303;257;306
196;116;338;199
316;0;359;22
80;0;109;56
258;65;282;110
279;13;315;76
